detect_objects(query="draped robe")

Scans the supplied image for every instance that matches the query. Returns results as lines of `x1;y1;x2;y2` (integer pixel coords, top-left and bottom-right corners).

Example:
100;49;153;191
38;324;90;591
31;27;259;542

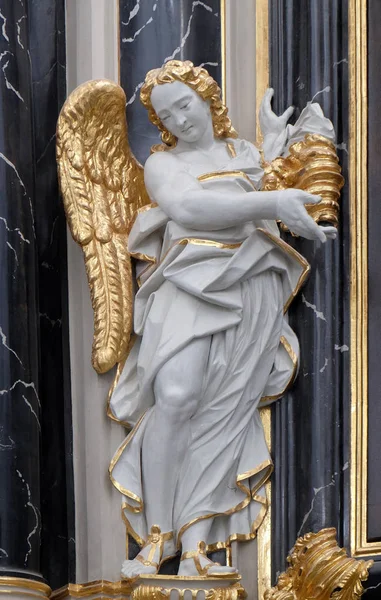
108;104;335;552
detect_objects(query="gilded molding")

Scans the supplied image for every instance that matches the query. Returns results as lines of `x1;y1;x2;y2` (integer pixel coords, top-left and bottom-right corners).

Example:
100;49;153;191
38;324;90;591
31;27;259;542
348;0;380;558
264;528;373;600
0;578;51;600
131;579;246;600
51;580;134;600
261;134;344;230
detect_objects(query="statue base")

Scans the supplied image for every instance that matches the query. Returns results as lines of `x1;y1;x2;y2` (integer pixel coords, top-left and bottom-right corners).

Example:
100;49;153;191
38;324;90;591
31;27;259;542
130;574;247;600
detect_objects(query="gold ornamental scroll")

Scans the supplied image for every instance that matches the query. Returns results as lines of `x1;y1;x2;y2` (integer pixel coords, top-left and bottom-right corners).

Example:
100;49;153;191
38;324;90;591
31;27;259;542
264;528;373;600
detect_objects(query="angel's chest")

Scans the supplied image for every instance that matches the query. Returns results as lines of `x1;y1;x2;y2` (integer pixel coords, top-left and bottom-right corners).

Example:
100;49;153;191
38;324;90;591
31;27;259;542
175;147;232;178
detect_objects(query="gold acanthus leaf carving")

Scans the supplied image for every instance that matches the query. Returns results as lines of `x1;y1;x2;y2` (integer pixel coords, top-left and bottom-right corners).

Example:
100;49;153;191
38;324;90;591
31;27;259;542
56;80;150;374
264;528;373;600
261;134;345;230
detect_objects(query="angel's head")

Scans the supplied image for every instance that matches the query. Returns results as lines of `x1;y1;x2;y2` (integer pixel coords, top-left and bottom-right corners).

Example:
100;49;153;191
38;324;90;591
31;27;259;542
140;60;237;149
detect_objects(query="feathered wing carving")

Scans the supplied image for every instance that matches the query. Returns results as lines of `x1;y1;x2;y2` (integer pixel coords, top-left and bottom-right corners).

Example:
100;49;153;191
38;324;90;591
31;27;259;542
57;80;150;374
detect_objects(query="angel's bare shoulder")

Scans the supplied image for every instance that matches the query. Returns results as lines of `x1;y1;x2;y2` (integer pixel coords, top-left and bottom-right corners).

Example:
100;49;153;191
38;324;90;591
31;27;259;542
144;151;187;194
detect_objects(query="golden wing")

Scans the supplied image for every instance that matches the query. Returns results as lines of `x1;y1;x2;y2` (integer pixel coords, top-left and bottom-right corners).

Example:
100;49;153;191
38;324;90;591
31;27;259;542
57;80;150;374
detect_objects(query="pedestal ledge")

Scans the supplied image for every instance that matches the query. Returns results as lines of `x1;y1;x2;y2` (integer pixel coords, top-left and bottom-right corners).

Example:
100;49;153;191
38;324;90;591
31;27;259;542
0;577;51;600
131;574;247;600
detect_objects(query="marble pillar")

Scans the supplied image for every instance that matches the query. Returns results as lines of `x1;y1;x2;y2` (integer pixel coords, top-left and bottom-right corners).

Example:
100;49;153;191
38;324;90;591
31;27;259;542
269;0;350;579
0;0;73;590
0;0;42;579
120;0;222;164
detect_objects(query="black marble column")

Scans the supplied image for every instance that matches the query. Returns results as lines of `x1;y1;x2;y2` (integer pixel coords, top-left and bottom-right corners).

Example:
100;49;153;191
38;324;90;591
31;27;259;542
0;0;74;589
269;0;350;579
120;0;222;164
0;0;42;579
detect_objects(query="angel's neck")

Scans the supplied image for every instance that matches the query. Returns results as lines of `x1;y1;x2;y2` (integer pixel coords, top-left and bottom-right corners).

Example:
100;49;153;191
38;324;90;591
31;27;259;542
176;123;216;153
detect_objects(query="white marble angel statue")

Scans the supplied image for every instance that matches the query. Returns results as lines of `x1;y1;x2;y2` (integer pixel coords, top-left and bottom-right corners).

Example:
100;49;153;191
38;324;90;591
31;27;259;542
57;60;341;579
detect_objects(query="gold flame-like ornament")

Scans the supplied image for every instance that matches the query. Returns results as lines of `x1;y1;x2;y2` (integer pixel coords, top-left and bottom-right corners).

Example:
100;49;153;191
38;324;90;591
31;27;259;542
262;134;344;230
264;528;373;600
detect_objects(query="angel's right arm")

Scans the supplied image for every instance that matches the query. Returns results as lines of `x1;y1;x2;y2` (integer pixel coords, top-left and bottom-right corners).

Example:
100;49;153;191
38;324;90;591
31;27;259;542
144;152;326;240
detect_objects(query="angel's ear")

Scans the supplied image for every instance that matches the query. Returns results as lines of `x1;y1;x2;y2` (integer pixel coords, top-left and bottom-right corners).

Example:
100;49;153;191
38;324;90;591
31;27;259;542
57;79;150;374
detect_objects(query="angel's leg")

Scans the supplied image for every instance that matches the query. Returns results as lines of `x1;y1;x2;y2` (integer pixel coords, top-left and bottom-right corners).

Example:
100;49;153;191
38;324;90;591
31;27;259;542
121;336;211;578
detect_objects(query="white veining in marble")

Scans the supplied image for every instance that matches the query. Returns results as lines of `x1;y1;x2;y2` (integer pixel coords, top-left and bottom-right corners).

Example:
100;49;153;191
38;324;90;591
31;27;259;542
0;548;9;558
0;379;40;408
127;80;144;106
310;86;331;103
16;15;26;50
122;3;157;43
199;61;218;68
6;241;19;275
0;9;9;42
164;1;214;62
297;461;348;536
335;344;349;353
296;76;305;90
40;312;62;328
33;61;58;86
0;427;15;450
22;394;41;431
0;152;36;237
319;358;329;373
122;0;142;26
36;132;56;164
0;216;30;244
16;469;39;565
1;58;25;102
365;581;381;593
0;152;27;195
333;58;348;68
336;141;348;154
301;294;327;321
0;325;23;366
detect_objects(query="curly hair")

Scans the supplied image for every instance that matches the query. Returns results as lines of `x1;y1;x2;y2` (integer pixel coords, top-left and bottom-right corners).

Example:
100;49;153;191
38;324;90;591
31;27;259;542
140;60;237;150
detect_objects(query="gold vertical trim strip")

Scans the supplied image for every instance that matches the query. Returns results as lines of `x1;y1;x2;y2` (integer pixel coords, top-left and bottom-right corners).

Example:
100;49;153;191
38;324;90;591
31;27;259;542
117;0;121;85
220;0;227;103
258;407;272;597
256;2;271;592
255;0;269;142
349;0;381;557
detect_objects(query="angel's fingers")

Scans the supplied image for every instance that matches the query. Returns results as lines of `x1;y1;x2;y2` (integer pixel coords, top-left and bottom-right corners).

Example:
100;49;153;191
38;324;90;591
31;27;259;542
281;105;294;124
259;88;274;116
304;193;322;205
319;226;337;239
299;214;327;242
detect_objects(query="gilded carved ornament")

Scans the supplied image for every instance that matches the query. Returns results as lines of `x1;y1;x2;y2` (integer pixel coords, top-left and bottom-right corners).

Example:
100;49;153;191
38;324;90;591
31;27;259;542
261;133;344;230
264;528;373;600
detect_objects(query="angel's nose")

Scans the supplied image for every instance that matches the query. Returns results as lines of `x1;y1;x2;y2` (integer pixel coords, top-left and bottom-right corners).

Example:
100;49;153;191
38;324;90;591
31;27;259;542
174;113;187;128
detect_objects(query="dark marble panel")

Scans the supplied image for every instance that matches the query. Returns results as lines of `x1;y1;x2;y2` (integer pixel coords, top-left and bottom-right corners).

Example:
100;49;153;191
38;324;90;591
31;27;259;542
0;0;74;587
120;0;222;164
27;0;75;589
269;0;350;579
0;0;41;577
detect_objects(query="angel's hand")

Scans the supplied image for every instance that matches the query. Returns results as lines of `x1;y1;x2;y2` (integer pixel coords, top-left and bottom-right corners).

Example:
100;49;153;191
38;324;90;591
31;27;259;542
259;88;294;138
277;189;336;242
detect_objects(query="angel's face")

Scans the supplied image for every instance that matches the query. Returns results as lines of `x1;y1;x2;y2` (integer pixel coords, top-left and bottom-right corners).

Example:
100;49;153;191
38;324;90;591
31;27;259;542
151;80;212;143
